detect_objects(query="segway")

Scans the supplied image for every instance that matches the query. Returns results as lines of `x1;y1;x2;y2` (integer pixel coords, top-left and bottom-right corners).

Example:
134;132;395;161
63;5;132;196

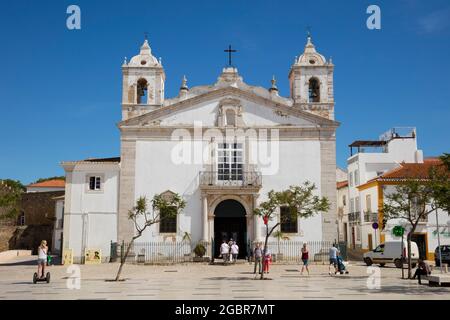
33;272;50;284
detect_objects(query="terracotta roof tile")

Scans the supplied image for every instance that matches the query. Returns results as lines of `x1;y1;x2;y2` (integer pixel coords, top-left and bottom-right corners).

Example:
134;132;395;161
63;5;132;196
27;179;65;188
337;180;348;189
380;159;443;180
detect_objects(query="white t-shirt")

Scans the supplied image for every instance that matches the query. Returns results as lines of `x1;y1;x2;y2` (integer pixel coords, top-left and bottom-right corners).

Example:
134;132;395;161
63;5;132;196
329;247;339;259
38;246;47;260
231;244;239;254
220;243;230;254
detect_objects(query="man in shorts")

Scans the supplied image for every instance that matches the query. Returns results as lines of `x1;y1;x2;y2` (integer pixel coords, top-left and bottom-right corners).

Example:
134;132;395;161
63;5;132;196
328;243;339;275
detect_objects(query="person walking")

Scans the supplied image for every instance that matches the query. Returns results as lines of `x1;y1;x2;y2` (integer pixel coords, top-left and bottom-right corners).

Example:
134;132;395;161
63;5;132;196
228;238;234;262
253;242;263;274
263;248;272;274
231;241;239;263
328;243;339;275
300;242;310;275
220;240;230;264
413;259;431;285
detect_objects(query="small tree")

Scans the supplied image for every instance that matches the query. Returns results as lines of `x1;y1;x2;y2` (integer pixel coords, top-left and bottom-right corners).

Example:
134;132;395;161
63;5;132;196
114;193;186;281
254;182;330;279
382;180;435;279
272;230;289;256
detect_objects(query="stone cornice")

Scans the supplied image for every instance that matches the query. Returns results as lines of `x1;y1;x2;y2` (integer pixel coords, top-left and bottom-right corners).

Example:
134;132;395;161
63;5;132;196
119;125;336;141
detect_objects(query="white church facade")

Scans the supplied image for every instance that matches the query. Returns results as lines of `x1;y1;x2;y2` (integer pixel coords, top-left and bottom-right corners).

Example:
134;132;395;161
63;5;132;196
61;36;339;263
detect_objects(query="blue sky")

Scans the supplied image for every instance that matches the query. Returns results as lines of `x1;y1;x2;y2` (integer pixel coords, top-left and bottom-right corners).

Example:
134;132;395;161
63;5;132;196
0;0;449;184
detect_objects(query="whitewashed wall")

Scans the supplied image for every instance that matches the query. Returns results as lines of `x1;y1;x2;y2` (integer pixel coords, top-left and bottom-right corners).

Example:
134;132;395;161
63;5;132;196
63;164;119;263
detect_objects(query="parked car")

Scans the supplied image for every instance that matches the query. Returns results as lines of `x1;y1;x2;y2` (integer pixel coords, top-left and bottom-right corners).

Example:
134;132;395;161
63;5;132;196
363;241;419;268
435;245;450;266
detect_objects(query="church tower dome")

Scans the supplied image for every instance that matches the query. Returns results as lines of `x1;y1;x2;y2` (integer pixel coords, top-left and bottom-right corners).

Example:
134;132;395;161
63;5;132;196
128;39;160;67
121;38;166;120
295;35;327;66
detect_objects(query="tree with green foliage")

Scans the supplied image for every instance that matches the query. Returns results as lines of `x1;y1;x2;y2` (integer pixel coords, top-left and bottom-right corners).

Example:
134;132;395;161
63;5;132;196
0;179;25;221
254;182;330;279
114;193;186;281
429;153;450;213
382;180;436;279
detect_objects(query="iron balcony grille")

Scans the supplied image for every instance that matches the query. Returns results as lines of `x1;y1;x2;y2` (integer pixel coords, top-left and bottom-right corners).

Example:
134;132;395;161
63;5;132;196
199;171;262;188
348;212;361;224
364;212;379;223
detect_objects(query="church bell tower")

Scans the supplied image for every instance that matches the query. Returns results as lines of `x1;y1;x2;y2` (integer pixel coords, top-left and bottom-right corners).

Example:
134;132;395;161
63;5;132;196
288;35;335;120
121;39;165;120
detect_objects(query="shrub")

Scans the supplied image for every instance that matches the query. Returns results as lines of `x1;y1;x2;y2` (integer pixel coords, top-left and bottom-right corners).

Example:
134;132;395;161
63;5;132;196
194;243;206;257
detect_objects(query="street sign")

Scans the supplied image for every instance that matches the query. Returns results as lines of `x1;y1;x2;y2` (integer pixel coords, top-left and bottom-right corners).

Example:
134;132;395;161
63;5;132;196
392;225;405;237
372;222;379;230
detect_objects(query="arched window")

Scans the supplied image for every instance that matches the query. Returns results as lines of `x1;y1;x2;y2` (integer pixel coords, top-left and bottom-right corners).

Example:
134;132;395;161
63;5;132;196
225;109;236;126
136;78;148;104
308;78;320;103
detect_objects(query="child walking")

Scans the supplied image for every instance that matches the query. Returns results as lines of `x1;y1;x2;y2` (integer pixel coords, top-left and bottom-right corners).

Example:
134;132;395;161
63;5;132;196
263;249;272;274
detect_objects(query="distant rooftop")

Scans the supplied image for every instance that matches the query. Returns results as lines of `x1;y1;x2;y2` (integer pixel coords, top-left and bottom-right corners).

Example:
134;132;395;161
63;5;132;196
27;179;65;188
349;127;416;156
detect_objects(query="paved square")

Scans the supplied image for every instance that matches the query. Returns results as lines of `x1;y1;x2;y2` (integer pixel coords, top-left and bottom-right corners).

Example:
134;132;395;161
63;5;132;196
1;257;449;300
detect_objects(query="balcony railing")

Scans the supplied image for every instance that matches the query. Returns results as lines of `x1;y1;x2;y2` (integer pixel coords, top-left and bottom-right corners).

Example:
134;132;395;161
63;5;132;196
348;212;361;224
364;212;378;223
199;171;262;188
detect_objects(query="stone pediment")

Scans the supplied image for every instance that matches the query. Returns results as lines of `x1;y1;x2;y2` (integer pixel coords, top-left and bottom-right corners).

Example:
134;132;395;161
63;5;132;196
118;86;339;129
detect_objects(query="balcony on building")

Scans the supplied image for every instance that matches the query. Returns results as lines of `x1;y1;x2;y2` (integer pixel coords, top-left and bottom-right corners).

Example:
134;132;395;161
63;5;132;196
363;211;378;223
199;170;262;189
348;212;361;225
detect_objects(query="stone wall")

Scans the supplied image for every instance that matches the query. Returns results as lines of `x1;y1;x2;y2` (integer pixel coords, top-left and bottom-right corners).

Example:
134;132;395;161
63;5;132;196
21;191;64;226
0;226;16;252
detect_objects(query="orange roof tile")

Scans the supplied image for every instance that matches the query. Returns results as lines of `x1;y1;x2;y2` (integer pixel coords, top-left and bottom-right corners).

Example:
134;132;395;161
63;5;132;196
27;179;65;188
380;159;443;180
337;180;348;189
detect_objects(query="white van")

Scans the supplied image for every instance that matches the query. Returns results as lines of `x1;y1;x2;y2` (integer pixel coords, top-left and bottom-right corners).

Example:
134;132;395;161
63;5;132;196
363;241;419;268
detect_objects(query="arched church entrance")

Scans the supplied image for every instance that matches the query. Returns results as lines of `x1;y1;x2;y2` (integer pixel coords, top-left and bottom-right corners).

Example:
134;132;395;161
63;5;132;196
214;199;247;259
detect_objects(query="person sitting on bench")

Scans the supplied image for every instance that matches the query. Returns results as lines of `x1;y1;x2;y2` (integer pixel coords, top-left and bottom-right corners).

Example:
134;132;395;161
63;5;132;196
413;259;431;285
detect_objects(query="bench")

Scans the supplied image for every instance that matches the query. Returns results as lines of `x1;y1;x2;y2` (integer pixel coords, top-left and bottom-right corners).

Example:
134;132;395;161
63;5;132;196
422;274;450;287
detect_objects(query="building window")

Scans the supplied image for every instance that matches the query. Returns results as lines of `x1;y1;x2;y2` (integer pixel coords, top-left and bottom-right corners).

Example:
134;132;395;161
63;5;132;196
350;198;355;213
366;194;372;212
159;206;177;233
225;109;236;126
349;172;353;187
342;195;346;206
217;143;243;181
355;196;360;213
280;206;298;233
18;211;25;226
354;169;360;186
89;176;101;191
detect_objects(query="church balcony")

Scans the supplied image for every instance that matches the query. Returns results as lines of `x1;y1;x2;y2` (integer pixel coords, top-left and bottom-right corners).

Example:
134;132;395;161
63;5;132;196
199;171;262;189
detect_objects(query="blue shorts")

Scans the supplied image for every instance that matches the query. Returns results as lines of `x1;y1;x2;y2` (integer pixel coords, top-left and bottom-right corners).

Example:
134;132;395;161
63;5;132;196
37;258;46;265
329;258;337;266
302;259;309;266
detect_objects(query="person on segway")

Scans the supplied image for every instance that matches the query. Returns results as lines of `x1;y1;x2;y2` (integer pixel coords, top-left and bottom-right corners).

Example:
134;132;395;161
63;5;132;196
37;240;48;279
